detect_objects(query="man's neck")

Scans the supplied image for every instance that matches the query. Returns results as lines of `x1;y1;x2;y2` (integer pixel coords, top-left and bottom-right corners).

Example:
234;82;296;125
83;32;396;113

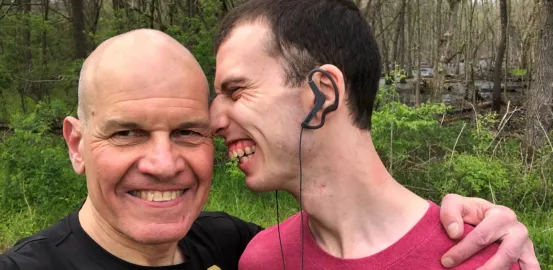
289;129;429;259
79;199;184;266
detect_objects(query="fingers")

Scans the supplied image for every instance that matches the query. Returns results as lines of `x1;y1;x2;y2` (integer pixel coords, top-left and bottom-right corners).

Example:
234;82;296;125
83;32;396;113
475;221;530;270
517;240;541;270
441;205;518;268
439;194;490;239
440;194;467;239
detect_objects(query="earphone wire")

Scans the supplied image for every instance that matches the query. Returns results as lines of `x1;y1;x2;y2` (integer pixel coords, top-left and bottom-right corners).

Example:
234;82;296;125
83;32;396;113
299;127;305;270
275;190;286;270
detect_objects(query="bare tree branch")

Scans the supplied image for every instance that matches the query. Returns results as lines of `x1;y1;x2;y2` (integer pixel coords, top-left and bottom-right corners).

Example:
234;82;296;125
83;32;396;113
0;0;15;21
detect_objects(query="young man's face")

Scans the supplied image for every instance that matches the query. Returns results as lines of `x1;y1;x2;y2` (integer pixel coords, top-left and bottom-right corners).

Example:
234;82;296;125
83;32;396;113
211;22;310;192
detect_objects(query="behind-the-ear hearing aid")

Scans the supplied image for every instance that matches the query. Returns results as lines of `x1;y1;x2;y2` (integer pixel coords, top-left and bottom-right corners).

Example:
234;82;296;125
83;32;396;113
301;68;340;129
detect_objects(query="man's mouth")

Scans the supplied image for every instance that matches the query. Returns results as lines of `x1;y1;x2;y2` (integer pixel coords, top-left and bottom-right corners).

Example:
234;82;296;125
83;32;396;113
228;139;256;164
128;189;187;202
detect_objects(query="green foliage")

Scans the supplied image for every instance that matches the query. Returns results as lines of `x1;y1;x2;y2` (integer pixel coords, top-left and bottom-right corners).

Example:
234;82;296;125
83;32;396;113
0;101;85;239
509;68;528;76
167;0;221;84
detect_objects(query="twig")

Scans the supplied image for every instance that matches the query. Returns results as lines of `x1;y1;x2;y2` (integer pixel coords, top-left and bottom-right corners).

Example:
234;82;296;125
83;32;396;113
485;101;519;152
14;75;70;83
450;122;466;161
0;0;15;21
48;6;71;21
488;181;497;204
537;116;553;153
467;101;479;131
492;137;503;157
389;120;393;173
541;164;548;210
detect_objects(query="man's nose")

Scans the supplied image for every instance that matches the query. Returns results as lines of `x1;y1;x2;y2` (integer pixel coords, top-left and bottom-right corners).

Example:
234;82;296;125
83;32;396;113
210;96;231;137
137;136;185;180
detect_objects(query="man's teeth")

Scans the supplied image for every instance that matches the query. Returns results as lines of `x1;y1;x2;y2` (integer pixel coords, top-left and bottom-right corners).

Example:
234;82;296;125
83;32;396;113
130;190;184;202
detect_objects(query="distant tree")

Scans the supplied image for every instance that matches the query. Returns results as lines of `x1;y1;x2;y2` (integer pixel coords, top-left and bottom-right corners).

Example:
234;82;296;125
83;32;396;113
524;0;553;152
492;0;508;113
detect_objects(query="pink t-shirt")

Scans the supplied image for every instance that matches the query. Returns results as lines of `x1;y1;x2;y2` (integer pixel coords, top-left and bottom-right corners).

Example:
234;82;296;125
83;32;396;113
239;201;520;269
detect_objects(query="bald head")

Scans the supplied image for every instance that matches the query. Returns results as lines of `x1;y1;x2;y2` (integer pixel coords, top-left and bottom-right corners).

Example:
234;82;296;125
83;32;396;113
77;29;208;125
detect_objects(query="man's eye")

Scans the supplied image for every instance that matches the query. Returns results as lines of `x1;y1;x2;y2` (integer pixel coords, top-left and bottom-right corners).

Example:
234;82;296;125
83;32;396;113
173;130;206;145
228;86;242;100
113;130;139;137
174;130;201;137
109;130;146;145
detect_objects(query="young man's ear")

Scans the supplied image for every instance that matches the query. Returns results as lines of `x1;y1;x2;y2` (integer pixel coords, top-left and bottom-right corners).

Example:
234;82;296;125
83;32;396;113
301;64;345;125
63;116;85;175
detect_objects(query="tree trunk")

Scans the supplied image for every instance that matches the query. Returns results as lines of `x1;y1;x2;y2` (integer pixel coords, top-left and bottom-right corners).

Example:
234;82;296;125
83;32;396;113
521;3;538;71
524;0;553;152
392;0;407;69
432;0;443;76
42;0;51;102
432;0;461;102
415;0;421;106
406;0;413;77
492;0;508;113
20;0;31;113
70;0;87;59
377;7;390;76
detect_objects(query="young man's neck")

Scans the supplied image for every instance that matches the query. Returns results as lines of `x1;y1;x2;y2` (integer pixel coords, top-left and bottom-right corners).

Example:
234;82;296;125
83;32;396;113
289;127;429;259
79;199;184;266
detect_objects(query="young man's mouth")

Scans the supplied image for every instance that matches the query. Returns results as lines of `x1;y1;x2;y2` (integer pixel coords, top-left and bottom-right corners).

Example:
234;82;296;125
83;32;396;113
228;139;256;164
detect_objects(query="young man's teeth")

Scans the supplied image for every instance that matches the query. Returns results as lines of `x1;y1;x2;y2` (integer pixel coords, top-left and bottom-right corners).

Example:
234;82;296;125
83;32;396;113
131;190;184;202
230;145;256;161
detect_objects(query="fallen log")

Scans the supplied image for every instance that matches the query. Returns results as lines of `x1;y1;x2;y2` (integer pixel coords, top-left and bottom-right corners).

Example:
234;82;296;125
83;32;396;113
448;101;492;114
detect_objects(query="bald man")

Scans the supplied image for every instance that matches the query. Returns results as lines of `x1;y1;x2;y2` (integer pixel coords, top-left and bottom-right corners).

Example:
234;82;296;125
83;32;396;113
0;29;263;270
0;29;538;270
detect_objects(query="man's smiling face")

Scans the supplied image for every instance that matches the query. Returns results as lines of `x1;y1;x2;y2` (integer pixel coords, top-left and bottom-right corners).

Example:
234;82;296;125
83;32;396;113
70;32;215;245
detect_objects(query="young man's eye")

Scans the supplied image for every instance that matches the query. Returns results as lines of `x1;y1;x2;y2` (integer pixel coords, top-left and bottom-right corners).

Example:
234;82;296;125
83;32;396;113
228;86;242;100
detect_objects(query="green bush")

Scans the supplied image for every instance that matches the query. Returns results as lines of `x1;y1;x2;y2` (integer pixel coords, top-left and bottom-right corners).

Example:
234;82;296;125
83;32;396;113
0;100;85;234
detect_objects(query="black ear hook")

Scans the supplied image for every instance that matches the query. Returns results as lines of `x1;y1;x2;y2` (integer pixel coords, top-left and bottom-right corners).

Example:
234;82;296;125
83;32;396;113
301;68;340;129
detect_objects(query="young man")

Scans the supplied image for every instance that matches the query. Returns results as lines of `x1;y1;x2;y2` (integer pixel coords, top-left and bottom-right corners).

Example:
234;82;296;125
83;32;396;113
210;0;536;269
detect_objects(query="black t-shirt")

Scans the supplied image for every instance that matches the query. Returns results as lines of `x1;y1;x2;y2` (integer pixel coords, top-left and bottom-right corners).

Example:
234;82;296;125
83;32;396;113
0;211;263;270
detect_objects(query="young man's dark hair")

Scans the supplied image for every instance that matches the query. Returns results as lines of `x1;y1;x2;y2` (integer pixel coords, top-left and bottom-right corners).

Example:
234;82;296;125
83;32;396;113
214;0;382;130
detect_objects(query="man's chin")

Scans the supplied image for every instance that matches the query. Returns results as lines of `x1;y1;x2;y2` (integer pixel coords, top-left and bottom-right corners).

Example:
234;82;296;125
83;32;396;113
244;175;279;193
122;222;192;245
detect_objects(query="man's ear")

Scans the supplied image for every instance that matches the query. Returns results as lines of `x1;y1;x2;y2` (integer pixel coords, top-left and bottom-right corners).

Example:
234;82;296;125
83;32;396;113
63;116;85;175
301;64;345;124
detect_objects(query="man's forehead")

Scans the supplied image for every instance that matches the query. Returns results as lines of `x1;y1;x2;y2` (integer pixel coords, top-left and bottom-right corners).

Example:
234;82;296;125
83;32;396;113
214;24;274;88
